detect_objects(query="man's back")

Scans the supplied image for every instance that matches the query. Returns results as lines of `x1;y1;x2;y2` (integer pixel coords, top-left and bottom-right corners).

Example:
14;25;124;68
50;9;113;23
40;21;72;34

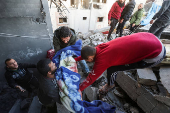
95;32;162;67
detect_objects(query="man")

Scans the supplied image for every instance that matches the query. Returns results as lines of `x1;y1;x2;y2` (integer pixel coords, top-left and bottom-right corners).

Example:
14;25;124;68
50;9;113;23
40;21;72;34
37;59;61;113
116;0;136;37
75;32;166;93
107;0;125;40
129;3;144;32
5;58;39;93
149;0;170;39
53;26;89;75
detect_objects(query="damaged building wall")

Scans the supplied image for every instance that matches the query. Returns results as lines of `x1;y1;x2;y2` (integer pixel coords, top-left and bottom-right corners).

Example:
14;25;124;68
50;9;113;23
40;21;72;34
50;0;115;33
0;0;53;81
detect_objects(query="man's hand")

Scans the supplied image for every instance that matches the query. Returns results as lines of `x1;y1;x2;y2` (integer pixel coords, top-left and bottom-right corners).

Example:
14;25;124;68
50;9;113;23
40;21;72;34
108;20;111;26
16;85;26;92
132;23;135;27
150;19;154;24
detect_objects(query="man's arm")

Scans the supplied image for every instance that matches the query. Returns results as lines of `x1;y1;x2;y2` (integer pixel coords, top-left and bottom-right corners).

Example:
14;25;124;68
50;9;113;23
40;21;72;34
152;1;170;20
53;37;61;53
74;56;83;62
108;2;117;20
79;61;107;91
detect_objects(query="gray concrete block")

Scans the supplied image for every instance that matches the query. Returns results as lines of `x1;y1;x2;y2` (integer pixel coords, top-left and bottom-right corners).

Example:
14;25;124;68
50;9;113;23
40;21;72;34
137;93;157;113
151;102;170;113
84;86;98;101
159;67;170;93
116;72;138;101
82;38;91;46
154;95;170;107
137;69;157;86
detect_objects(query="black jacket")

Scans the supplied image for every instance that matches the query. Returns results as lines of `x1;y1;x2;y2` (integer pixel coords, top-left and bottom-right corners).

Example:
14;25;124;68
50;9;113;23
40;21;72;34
152;0;170;22
120;0;136;21
5;63;36;89
38;76;61;106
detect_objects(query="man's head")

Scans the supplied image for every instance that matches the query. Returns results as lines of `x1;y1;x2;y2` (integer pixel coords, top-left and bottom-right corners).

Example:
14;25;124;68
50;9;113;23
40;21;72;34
119;0;125;3
5;58;18;70
138;3;143;9
59;26;71;44
37;59;57;78
81;46;96;62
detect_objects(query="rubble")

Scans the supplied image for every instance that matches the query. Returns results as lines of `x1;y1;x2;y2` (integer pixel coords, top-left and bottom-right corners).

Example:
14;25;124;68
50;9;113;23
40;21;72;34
154;95;170;107
137;69;157;86
159;67;170;94
77;28;108;47
116;71;170;113
84;86;98;101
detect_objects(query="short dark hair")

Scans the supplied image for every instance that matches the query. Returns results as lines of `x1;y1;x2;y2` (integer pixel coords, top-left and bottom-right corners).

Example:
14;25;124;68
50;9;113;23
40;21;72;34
81;46;96;59
5;58;12;65
59;26;71;38
37;59;51;77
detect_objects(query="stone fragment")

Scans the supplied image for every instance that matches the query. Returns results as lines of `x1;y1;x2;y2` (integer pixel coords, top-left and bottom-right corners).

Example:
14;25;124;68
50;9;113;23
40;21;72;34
93;26;110;33
82;38;90;46
159;66;170;94
137;69;157;85
84;86;98;101
89;33;103;40
154;95;170;107
83;32;93;40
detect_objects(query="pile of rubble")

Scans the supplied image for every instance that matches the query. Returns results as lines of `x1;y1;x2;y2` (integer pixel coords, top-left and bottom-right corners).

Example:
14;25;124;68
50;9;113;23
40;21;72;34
77;26;111;47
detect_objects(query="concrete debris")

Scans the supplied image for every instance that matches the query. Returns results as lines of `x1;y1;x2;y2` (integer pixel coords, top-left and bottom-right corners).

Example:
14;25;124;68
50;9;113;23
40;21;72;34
77;31;107;47
159;67;170;94
84;86;98;101
157;82;169;96
82;38;91;46
82;32;93;40
93;26;110;34
113;88;125;98
154;95;170;107
116;71;170;113
137;69;157;86
129;106;139;113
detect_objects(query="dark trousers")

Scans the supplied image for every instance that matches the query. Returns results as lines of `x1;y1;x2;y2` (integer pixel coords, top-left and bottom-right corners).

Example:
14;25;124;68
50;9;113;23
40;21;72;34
107;18;118;40
107;60;154;85
129;24;138;32
148;19;170;39
116;20;126;37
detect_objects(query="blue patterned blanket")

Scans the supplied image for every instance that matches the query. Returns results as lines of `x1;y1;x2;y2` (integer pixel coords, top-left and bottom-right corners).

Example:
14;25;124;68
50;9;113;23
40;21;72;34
52;40;116;113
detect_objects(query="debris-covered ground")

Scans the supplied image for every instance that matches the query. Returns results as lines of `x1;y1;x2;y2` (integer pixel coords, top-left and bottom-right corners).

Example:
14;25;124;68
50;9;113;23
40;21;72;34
76;28;170;113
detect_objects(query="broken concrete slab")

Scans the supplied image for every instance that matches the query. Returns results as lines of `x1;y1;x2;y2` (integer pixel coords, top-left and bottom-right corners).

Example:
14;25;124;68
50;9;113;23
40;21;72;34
82;38;91;46
82;32;93;40
93;26;110;34
84;86;98;101
159;67;170;94
137;69;157;86
154;95;170;107
116;71;170;113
